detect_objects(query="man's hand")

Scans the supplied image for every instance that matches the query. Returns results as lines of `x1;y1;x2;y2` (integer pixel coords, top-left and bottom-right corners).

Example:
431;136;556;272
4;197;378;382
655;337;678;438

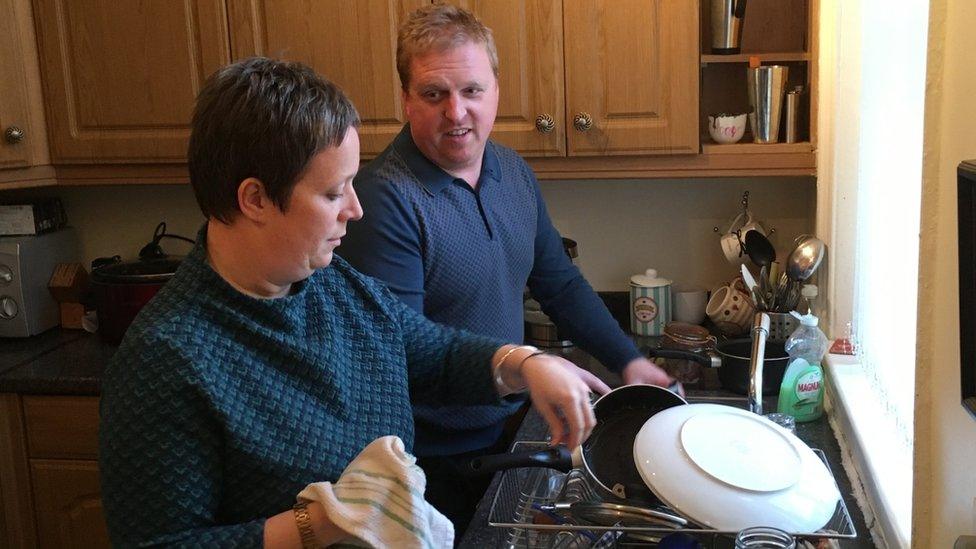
621;357;675;388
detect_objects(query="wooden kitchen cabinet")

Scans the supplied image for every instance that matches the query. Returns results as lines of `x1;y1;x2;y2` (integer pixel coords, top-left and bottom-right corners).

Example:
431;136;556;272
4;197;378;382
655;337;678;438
31;0;231;167
30;460;108;549
460;0;698;158
228;0;428;158
699;0;818;156
0;0;54;189
0;394;108;549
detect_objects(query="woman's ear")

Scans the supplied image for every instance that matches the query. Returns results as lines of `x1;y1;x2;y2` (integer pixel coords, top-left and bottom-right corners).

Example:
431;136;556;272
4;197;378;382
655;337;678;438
237;177;271;222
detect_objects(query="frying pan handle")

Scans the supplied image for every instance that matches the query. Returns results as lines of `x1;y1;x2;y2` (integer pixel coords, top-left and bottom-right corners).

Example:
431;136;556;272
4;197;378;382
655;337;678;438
644;348;722;368
466;446;574;476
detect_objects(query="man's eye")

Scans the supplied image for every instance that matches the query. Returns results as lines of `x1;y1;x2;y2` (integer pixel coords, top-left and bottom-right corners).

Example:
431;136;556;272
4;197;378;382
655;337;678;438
422;90;441;100
327;194;344;201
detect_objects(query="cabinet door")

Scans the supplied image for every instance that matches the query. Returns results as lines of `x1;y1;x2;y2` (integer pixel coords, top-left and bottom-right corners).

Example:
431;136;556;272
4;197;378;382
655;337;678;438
30;460;109;549
564;0;699;155
32;0;231;164
229;0;427;158
453;0;565;157
0;0;47;170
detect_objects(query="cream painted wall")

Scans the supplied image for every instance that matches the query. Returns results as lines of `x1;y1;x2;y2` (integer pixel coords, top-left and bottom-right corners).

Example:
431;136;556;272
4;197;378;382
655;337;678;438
914;0;976;546
5;177;815;292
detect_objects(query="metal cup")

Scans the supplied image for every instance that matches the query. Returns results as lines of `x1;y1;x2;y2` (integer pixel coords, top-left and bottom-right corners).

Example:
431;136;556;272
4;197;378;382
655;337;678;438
747;65;789;143
710;0;748;54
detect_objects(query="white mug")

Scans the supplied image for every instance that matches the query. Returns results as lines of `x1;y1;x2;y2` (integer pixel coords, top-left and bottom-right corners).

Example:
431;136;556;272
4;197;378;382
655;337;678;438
673;287;708;325
720;211;766;265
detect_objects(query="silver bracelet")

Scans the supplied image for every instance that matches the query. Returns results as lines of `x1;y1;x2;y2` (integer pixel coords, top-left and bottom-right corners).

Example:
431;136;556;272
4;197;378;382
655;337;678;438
492;345;538;394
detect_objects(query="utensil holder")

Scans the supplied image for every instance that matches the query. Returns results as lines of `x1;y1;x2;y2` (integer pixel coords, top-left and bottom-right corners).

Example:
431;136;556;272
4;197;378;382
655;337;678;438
766;312;799;343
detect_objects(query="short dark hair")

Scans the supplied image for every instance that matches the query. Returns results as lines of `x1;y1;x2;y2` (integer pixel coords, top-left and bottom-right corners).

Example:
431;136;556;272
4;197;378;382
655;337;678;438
188;57;360;222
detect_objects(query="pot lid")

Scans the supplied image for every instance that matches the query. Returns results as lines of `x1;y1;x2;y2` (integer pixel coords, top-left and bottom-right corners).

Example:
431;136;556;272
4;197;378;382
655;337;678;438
630;268;671;288
92;257;181;284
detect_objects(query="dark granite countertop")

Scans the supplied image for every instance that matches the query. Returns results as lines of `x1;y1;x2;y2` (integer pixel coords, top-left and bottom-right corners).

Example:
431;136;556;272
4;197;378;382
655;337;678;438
0;329;111;395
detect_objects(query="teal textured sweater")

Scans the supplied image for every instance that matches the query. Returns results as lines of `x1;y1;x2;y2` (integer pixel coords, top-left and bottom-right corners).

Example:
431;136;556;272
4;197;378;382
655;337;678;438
99;230;503;547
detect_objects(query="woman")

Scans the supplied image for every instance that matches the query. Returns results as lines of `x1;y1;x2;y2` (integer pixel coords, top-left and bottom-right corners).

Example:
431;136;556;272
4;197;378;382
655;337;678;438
98;57;607;548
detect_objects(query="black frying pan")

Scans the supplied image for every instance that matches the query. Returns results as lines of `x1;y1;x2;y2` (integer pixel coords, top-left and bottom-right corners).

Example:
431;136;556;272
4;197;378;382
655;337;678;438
467;384;687;503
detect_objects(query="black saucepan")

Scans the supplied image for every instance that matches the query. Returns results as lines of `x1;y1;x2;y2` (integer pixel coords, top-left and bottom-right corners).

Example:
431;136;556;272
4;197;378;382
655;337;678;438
644;339;789;395
467;384;687;504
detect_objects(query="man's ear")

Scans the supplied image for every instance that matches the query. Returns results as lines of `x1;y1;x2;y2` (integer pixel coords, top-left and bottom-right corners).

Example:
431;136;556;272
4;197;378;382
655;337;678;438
401;88;411;116
237;177;272;222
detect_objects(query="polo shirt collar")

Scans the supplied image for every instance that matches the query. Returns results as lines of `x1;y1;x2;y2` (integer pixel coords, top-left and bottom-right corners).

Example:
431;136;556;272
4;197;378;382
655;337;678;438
392;124;501;194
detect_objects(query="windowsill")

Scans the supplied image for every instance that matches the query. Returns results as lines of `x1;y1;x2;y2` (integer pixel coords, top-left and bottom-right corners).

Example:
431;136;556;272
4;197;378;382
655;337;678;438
824;353;912;548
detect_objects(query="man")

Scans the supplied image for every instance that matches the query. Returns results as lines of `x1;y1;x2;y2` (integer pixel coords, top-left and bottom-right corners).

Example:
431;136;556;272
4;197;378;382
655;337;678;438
341;5;674;534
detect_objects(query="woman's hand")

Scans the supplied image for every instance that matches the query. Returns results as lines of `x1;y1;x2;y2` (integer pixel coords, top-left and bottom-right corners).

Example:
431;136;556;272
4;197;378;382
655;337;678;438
492;345;610;449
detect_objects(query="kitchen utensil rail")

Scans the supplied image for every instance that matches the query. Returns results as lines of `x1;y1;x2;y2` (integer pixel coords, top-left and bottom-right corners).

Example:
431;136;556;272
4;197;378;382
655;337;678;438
488;442;857;547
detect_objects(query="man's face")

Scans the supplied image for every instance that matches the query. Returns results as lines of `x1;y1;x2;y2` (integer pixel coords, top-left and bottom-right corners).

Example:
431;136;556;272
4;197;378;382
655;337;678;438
402;41;499;178
265;127;363;282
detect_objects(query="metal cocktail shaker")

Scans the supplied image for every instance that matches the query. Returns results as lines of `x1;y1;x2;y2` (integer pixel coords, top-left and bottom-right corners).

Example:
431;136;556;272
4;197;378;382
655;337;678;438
747;65;789;143
784;86;803;143
711;0;748;54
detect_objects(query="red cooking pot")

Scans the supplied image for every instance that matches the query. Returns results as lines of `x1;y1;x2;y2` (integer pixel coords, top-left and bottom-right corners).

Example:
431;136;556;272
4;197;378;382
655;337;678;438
90;256;181;345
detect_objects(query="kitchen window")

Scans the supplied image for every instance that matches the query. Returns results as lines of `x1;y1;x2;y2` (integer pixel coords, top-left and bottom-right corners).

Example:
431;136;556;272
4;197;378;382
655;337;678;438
817;1;929;548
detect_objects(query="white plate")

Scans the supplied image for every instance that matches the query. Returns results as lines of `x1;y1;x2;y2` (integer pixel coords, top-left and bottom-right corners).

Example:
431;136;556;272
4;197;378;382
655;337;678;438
632;403;840;532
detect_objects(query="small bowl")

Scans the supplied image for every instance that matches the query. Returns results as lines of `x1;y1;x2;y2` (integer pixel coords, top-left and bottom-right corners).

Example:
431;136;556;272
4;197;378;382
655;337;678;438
707;113;748;144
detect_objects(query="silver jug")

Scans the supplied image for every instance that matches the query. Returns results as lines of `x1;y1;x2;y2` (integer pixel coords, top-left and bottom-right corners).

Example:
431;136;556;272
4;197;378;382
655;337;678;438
711;0;748;54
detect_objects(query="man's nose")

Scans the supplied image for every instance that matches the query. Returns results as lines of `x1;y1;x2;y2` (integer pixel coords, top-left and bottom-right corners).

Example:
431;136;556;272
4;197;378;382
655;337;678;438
443;94;465;122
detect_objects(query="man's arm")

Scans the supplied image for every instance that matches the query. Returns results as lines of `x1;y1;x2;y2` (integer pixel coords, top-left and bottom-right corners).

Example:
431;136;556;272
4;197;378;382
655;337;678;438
341;173;425;312
524;171;669;386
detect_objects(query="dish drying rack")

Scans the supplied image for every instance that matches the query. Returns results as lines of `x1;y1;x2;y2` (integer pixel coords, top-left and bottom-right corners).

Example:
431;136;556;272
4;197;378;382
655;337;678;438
487;441;857;548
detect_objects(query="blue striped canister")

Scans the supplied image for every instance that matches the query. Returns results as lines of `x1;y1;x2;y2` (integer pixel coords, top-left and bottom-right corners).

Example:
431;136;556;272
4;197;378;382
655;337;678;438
629;269;672;336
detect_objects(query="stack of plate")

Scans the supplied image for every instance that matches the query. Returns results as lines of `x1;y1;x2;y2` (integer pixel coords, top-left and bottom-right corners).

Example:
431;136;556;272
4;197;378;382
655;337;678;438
632;403;840;532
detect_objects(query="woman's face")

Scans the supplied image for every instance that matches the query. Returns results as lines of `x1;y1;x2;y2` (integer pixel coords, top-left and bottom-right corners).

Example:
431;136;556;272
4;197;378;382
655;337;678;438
265;127;363;283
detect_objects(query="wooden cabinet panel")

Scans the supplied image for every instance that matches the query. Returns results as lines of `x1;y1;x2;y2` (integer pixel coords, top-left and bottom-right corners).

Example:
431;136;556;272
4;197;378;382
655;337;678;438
32;0;231;163
0;0;49;172
564;0;699;156
31;460;109;549
454;0;565;157
24;396;99;460
0;394;38;549
229;0;427;157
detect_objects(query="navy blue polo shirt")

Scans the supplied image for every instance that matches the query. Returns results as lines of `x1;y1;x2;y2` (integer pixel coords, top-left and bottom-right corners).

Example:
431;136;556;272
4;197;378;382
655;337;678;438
341;125;640;455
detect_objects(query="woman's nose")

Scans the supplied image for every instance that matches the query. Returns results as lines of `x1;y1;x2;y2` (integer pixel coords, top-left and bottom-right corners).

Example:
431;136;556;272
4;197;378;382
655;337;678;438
344;188;364;221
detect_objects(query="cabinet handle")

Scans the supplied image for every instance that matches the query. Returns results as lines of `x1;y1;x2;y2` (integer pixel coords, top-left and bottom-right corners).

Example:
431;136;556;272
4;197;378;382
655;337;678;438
535;114;555;134
4;126;25;144
573;112;593;132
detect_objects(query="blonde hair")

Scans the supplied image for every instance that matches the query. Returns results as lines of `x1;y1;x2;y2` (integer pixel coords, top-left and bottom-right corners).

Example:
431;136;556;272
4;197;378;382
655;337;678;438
396;3;499;90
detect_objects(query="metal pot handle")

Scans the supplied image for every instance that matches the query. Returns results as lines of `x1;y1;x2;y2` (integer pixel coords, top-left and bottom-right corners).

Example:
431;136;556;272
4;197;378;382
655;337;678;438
466;446;574;476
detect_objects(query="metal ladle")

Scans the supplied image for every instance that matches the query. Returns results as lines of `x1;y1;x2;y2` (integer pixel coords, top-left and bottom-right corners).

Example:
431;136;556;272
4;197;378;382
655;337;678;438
786;235;826;281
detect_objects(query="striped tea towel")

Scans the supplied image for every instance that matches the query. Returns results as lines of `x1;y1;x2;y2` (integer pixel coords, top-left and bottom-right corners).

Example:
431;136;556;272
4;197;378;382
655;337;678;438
298;436;453;548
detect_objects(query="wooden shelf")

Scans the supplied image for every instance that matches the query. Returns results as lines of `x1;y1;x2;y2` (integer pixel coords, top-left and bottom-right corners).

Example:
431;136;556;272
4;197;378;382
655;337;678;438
702;142;814;155
701;52;809;64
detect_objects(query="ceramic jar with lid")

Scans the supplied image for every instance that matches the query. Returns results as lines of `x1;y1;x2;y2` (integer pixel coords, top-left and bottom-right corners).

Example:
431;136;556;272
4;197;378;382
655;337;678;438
660;321;717;384
629;268;672;336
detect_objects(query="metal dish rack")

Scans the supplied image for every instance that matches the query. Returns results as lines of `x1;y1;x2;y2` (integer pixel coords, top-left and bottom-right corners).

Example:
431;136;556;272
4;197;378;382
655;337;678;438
488;441;857;548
